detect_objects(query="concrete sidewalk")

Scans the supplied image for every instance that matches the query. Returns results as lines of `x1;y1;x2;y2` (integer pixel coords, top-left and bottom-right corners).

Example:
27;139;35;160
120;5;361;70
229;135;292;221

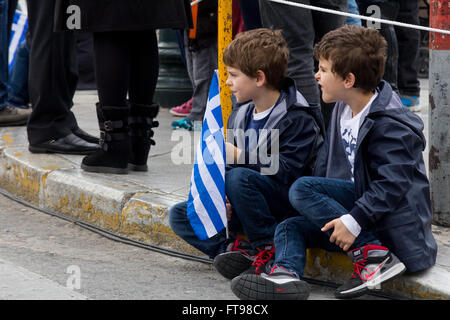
1;80;449;300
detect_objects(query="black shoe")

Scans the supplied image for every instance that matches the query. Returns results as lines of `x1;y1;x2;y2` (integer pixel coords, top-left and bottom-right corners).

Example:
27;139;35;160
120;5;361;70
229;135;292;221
72;127;100;144
81;104;130;174
29;133;100;155
334;244;406;299
128;102;159;171
231;265;310;300
213;240;274;280
213;238;257;279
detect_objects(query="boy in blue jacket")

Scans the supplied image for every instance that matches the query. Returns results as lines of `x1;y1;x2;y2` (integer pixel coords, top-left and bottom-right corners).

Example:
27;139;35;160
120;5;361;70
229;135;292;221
231;25;437;300
169;28;325;280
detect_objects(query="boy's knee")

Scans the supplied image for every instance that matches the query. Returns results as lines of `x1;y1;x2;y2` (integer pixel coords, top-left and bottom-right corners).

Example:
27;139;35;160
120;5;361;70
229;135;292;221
288;177;315;205
168;201;188;232
225;167;254;192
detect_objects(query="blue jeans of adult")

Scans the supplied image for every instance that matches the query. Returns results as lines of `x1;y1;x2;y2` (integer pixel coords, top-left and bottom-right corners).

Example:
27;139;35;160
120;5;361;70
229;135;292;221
0;0;8;109
273;176;380;278
8;40;29;107
169;167;295;258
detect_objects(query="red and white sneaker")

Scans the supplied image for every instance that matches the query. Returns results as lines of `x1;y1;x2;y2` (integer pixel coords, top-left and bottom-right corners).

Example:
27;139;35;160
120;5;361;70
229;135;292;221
231;265;310;300
169;98;193;117
335;244;406;299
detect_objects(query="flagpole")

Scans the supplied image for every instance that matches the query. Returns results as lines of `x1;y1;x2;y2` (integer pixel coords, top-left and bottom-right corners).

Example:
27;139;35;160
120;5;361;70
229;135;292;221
218;0;232;239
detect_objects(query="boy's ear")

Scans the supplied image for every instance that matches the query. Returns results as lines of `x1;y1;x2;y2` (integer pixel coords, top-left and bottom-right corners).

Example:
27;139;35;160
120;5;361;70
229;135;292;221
344;72;356;89
255;70;267;87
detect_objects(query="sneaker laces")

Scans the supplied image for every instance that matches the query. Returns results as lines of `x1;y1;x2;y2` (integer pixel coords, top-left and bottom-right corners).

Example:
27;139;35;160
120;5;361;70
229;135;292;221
228;237;251;257
252;246;275;275
269;265;291;276
351;259;369;281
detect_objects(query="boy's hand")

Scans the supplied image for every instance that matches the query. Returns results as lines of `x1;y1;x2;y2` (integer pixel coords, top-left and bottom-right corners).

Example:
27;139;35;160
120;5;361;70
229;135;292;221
321;218;356;251
225;142;242;164
226;196;233;221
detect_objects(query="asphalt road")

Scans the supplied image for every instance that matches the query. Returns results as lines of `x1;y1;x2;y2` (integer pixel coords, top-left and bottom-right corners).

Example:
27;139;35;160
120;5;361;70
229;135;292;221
0;192;386;302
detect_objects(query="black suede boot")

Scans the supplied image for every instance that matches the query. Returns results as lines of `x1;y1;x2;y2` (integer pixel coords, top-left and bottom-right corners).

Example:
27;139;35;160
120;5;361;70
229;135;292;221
128;102;159;171
81;104;130;174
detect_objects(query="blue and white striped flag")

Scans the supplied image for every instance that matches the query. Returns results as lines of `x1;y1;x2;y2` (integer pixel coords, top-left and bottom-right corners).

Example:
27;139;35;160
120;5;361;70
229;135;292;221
187;70;227;240
8;9;28;73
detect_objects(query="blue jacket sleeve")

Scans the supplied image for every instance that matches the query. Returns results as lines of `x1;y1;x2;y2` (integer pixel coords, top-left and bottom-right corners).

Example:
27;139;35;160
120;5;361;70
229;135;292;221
349;121;425;229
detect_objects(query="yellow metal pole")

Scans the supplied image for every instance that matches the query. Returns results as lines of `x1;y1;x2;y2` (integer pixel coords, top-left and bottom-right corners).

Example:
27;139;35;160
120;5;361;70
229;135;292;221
218;0;233;136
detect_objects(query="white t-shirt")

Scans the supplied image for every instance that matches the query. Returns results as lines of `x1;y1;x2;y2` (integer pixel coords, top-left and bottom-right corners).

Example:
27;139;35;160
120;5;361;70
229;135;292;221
340;92;378;181
339;92;378;237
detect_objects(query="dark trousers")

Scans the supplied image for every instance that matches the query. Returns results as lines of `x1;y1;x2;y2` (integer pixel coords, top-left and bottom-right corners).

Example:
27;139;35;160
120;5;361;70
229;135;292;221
92;30;159;107
258;0;347;128
26;0;79;145
357;0;420;96
258;0;347;107
238;0;263;30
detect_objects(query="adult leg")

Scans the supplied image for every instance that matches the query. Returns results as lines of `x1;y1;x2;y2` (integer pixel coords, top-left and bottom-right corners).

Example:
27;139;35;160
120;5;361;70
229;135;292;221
81;31;130;173
258;0;320;105
0;0;9;109
395;0;420;97
187;38;218;122
237;0;263;30
357;1;400;94
313;0;347;127
26;0;80;144
8;41;29;107
1;0;19;107
126;30;160;171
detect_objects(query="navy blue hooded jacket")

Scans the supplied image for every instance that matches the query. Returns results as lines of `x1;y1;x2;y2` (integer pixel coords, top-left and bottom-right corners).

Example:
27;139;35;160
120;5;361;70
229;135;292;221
314;81;437;272
227;78;326;200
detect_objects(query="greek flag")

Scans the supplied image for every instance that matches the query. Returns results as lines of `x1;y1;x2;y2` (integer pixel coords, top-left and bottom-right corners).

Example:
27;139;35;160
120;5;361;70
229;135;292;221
187;70;227;240
8;10;28;73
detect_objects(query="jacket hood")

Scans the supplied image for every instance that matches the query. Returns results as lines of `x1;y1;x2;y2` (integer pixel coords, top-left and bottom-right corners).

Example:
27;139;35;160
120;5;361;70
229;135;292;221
368;81;426;150
230;77;325;135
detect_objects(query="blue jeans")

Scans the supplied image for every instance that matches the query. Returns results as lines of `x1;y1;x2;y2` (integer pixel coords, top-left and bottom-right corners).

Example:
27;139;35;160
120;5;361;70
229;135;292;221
168;167;295;258
0;0;8;109
169;201;227;259
8;40;29;107
273;176;380;277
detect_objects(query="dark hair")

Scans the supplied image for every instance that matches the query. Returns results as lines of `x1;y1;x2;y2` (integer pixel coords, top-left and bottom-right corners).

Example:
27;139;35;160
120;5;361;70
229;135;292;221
314;25;387;92
223;28;289;90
